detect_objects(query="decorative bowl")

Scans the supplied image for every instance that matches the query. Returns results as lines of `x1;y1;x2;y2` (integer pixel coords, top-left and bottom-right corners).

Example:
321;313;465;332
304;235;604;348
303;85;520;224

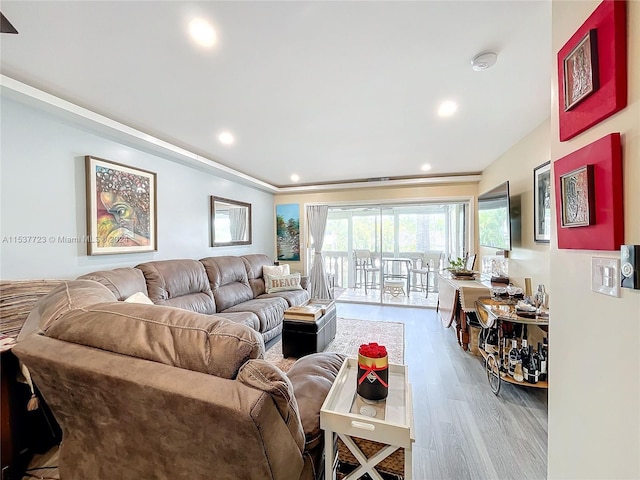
449;269;475;277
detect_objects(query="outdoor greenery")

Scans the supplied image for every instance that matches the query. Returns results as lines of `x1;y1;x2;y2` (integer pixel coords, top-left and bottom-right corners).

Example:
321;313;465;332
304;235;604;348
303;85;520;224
478;206;509;250
325;212;446;253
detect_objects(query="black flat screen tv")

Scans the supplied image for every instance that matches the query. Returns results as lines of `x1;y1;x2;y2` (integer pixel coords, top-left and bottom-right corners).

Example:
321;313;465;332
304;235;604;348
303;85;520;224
478;181;512;251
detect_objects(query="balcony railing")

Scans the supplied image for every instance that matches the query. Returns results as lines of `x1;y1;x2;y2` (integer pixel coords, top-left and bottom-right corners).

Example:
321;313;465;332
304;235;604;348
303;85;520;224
321;250;426;288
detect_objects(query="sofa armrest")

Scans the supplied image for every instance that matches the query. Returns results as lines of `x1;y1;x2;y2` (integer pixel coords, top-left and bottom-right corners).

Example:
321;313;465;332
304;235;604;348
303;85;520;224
238;359;305;453
286;352;346;451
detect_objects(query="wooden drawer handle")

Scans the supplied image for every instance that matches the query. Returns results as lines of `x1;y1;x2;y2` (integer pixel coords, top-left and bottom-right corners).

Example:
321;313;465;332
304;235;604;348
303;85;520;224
351;421;375;431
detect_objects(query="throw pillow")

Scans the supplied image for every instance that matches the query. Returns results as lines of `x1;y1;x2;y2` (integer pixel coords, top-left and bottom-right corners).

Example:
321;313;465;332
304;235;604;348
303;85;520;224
263;264;290;277
124;291;154;305
265;273;302;293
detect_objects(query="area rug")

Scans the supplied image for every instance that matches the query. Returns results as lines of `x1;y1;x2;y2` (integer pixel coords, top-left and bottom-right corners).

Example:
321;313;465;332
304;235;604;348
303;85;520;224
265;317;404;371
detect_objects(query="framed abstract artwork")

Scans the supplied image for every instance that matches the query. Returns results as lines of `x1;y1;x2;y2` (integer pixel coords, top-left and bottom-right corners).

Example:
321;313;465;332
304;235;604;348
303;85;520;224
85;156;157;255
559;165;594;227
557;0;627;141
533;161;551;243
553;133;623;250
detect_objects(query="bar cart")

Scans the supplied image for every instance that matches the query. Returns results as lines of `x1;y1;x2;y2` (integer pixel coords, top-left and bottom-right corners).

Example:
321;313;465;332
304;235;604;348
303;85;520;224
474;296;549;395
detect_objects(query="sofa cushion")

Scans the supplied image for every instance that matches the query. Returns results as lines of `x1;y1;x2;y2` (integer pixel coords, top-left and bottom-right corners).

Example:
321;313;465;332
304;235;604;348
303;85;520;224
214;311;261;331
18;280;118;340
45;301;264;379
78;267;148;301
238;359;305;453
287;352;346;451
222;297;288;334
258;289;311;307
265;273;302;294
201;256;254;310
136;259;216;314
241;253;273;297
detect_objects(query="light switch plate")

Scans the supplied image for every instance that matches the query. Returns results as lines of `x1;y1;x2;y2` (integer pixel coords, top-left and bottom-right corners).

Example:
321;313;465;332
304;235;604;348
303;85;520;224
591;257;621;297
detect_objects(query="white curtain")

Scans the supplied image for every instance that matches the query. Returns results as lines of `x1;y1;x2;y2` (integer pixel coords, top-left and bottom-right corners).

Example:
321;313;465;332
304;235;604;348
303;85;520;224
307;205;332;299
229;207;247;241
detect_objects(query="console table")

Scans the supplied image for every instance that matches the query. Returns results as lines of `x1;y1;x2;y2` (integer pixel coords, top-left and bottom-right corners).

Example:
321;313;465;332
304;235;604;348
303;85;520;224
437;273;491;350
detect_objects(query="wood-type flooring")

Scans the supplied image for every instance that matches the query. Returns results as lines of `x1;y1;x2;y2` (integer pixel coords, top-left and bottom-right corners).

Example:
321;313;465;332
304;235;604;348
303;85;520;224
337;302;548;480
22;303;547;480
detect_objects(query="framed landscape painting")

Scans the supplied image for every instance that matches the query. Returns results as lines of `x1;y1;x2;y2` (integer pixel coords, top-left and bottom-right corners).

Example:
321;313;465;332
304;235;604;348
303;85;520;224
276;203;300;261
533;161;551;243
85;156;157;255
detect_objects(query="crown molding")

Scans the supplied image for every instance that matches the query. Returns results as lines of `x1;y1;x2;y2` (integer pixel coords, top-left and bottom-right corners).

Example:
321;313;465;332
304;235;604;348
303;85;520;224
2;75;481;194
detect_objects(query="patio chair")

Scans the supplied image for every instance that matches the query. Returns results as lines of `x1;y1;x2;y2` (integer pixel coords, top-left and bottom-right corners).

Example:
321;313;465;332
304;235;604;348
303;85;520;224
353;249;379;293
410;251;443;297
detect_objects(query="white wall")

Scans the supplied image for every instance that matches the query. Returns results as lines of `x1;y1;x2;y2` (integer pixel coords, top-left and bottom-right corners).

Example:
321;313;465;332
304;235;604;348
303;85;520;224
0;97;275;279
548;2;640;479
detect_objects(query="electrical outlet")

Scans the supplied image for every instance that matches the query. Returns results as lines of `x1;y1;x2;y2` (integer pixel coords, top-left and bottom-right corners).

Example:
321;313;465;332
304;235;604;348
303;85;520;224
591;257;621;297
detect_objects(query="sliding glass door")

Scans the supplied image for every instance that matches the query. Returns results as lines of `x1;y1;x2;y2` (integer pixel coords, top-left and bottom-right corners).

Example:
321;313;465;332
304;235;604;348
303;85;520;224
320;200;470;307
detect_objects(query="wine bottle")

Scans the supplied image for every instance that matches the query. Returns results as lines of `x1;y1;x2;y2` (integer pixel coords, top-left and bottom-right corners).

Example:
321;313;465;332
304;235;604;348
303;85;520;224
508;339;520;378
520;339;529;381
485;328;498;353
531;345;541;384
513;360;524;382
502;337;510;372
523;345;538;384
539;339;548;382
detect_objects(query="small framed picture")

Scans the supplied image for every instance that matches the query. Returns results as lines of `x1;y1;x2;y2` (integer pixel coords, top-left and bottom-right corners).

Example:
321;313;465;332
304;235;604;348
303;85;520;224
533;161;551;243
560;164;594;228
85;156;157;255
563;29;599;111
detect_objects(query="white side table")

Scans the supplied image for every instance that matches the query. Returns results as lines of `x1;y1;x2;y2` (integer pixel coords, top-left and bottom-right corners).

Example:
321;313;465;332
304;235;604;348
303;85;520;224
320;358;414;480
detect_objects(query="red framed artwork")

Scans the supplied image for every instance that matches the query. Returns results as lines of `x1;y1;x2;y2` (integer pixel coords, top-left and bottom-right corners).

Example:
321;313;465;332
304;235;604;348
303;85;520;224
554;133;623;250
557;0;627;141
559;165;595;227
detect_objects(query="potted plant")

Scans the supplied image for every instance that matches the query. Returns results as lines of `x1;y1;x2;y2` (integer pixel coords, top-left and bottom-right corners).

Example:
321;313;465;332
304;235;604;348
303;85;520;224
446;257;474;277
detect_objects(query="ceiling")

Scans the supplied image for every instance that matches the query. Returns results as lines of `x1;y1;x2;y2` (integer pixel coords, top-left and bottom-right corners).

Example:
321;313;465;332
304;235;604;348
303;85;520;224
0;1;551;189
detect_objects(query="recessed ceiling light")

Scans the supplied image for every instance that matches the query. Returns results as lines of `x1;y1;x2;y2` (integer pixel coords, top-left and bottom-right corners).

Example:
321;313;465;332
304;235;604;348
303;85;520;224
189;18;216;48
421;163;432;172
218;131;235;145
290;174;300;182
437;100;458;118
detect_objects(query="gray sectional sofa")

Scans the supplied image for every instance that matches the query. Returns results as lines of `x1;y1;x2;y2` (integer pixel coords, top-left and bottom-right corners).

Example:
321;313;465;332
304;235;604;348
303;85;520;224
13;253;343;480
78;253;310;343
